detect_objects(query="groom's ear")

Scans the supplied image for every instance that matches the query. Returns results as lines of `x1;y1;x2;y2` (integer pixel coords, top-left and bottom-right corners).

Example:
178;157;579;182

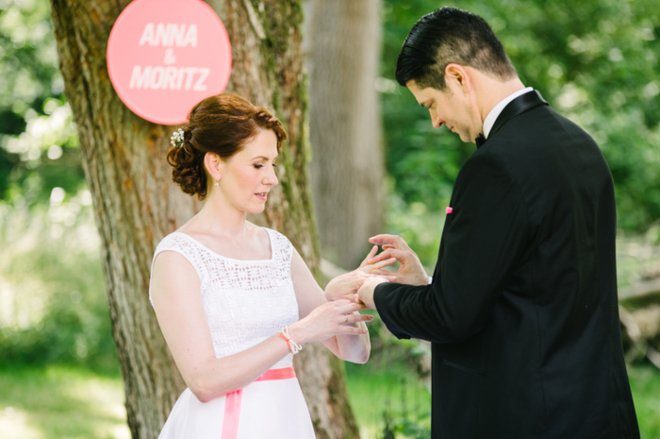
445;63;472;93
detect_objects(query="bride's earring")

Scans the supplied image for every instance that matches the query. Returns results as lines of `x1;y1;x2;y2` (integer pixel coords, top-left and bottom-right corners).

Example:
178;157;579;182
213;175;221;187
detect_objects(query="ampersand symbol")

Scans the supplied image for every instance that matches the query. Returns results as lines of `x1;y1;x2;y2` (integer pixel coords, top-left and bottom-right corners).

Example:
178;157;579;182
164;48;176;65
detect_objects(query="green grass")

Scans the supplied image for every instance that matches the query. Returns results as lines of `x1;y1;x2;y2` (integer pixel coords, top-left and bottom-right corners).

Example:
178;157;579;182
345;363;431;438
0;364;129;439
629;365;660;439
0;362;656;438
344;362;660;439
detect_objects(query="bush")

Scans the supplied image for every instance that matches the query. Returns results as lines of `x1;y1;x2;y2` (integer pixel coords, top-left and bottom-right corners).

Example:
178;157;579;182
0;198;118;373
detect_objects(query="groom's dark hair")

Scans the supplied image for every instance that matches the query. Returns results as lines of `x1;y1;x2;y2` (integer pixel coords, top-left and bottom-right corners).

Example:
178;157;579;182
396;7;517;89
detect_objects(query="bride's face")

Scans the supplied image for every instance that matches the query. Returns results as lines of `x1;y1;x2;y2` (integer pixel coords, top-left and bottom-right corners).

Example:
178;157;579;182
216;128;279;214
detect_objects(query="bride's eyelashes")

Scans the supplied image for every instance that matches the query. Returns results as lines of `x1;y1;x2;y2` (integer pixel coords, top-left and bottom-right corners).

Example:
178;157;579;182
252;162;277;169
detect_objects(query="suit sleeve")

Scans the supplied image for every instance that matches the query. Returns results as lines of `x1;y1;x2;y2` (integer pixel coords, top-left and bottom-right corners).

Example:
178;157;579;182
374;152;529;343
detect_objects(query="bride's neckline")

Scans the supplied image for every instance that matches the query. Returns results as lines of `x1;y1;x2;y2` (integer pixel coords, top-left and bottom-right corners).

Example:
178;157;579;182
173;228;275;263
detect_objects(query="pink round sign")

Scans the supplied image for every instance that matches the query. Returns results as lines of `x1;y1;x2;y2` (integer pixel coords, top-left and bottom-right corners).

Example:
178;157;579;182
107;0;232;125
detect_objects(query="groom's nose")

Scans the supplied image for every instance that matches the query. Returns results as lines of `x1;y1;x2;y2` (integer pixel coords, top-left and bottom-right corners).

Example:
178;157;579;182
430;110;444;129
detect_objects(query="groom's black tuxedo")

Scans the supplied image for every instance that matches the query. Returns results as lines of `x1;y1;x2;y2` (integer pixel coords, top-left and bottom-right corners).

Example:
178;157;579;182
374;91;639;438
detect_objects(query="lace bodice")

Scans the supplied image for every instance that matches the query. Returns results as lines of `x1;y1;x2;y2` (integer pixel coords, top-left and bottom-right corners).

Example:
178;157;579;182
151;228;299;368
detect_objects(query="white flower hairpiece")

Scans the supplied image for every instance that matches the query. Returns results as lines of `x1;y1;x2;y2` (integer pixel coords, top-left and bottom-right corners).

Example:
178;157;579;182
170;128;185;148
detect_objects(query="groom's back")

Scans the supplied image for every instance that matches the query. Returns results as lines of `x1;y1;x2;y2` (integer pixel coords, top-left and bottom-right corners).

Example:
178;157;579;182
434;105;640;438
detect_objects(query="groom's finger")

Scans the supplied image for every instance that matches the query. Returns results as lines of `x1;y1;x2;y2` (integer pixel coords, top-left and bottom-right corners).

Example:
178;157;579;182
364;257;396;271
368;269;397;279
369;234;398;246
365;251;393;264
368;248;410;265
369;234;408;250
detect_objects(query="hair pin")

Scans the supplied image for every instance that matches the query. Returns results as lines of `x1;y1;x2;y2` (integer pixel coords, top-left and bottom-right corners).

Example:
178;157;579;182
170;128;185;148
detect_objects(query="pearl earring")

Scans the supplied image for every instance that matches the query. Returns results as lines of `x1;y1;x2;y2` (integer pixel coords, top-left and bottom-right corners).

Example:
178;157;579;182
213;179;220;187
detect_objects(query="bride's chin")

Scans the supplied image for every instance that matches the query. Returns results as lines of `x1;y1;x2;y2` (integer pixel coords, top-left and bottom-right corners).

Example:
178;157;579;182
248;204;267;214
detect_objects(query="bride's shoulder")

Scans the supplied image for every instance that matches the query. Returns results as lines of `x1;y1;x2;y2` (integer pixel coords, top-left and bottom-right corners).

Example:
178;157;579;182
252;223;291;251
152;230;200;260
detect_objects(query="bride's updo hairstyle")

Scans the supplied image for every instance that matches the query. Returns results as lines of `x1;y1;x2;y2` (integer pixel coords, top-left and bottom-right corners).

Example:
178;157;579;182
167;93;287;200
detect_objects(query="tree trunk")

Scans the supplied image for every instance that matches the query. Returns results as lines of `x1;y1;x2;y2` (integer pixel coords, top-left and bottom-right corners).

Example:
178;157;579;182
50;1;358;437
306;0;384;269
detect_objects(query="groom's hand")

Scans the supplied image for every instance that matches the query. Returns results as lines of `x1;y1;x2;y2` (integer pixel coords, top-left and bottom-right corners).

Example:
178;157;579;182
324;246;396;302
367;234;429;286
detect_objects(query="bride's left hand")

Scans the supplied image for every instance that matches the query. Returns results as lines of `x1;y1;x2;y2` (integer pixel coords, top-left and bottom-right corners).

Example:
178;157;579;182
324;246;396;302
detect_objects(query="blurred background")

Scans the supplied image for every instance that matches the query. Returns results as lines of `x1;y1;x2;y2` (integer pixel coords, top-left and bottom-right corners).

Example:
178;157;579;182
0;0;658;437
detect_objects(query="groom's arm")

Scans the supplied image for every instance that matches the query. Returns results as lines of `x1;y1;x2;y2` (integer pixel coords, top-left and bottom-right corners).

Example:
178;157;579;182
372;152;529;344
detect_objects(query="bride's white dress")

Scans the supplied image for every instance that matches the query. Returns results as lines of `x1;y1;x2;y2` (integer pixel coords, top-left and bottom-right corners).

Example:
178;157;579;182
150;228;316;438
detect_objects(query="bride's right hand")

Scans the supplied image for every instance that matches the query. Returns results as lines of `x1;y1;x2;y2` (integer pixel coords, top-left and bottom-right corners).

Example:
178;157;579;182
287;299;373;345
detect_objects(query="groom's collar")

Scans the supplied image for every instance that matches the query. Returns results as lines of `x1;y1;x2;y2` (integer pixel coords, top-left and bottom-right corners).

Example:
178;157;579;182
483;87;533;138
477;89;548;148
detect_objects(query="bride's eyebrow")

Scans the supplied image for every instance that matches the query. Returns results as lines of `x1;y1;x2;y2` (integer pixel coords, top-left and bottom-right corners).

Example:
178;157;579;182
250;155;278;161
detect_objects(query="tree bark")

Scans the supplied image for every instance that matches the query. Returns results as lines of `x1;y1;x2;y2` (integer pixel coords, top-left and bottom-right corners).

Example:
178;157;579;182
50;1;358;437
306;0;384;269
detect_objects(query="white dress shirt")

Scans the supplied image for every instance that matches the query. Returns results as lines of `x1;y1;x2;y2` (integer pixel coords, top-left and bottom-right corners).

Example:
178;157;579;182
482;87;533;138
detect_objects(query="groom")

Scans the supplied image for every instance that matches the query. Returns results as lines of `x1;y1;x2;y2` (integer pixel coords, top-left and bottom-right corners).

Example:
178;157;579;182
357;7;639;438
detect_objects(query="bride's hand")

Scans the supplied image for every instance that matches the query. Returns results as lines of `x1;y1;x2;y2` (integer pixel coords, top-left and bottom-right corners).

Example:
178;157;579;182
324;246;396;301
287;300;373;344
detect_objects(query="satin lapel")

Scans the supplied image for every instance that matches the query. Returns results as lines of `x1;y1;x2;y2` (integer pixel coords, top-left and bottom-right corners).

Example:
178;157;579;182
487;90;548;142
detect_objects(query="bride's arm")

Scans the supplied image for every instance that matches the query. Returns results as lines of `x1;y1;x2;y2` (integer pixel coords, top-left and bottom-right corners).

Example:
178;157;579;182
150;251;366;402
290;249;372;364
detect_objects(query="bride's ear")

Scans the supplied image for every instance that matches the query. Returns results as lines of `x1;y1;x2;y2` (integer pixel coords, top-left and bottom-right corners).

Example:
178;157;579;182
204;152;224;182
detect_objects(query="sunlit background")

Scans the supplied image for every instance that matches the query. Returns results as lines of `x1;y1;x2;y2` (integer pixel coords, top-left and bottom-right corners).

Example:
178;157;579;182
1;0;658;437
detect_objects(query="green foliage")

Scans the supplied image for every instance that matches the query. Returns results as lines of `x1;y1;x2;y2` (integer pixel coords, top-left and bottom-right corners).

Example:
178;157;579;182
628;365;660;438
0;0;85;205
384;191;443;268
0;2;657;435
381;0;659;233
381;409;430;439
0;200;118;373
2;0;658;227
344;362;431;438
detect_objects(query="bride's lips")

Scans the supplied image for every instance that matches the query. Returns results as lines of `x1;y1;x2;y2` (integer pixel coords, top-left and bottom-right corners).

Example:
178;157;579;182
255;192;268;201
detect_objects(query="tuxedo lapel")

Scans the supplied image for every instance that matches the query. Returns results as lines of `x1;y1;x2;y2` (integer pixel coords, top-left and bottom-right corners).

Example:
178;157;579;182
483;90;548;146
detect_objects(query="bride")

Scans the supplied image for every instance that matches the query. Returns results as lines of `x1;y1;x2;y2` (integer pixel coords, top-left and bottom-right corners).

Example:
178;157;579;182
149;93;392;438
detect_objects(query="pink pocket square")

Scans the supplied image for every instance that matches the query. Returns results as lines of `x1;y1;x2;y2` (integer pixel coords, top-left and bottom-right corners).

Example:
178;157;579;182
446;206;454;214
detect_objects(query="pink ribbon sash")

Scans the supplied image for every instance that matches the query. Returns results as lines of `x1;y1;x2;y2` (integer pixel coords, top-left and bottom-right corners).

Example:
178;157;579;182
221;367;296;439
